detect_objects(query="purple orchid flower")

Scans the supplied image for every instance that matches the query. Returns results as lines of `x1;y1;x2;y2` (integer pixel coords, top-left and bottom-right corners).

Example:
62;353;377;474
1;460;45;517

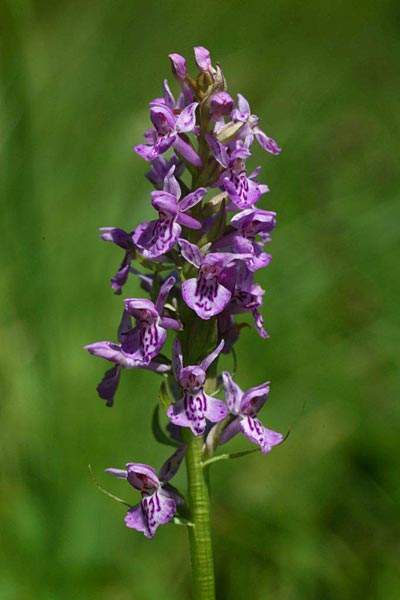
206;135;269;210
231;94;282;155
167;339;228;435
134;101;201;167
178;238;251;320
133;166;206;259
85;276;179;405
106;445;186;538
230;208;276;243
219;372;283;453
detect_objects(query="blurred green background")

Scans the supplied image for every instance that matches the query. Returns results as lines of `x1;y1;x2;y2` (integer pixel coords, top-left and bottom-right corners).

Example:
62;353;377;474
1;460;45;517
1;0;399;598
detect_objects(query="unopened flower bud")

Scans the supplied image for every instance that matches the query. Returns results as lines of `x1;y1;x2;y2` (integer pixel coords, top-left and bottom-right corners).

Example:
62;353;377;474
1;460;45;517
168;53;187;80
194;46;212;72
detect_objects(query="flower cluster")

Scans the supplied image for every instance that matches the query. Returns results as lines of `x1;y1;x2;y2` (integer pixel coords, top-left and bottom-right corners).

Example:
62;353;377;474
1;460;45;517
86;46;283;537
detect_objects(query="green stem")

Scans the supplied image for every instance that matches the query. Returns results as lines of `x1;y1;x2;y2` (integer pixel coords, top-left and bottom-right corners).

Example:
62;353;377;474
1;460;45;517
184;431;215;600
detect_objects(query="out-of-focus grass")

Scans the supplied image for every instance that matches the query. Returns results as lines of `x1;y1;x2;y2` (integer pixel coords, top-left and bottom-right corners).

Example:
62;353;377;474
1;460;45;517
1;1;399;598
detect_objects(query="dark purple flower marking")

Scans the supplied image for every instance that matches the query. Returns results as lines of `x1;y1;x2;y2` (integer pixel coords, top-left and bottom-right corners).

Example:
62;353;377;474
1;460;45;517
133;166;206;259
167;339;228;435
106;445;186;538
219;372;283;453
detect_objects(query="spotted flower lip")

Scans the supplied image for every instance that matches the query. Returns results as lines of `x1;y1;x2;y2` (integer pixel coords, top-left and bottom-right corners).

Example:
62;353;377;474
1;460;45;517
219;372;283;453
133;166;206;259
167;339;228;436
134;102;201;167
106;445;186;538
178;238;252;320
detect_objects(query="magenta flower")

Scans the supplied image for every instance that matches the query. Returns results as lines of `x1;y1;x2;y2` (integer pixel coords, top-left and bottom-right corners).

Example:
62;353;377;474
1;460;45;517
231;94;282;155
106;445;186;538
134;101;201;167
167;339;228;435
178;238;251;320
85;276;179;405
206;134;269;209
133;166;206;259
219;372;283;453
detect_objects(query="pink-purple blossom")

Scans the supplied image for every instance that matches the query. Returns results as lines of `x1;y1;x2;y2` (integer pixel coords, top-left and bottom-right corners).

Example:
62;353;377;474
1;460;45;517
106;445;186;538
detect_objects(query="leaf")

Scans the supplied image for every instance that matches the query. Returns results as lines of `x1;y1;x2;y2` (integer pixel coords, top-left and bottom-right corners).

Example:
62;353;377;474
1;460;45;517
151;405;180;448
159;379;172;410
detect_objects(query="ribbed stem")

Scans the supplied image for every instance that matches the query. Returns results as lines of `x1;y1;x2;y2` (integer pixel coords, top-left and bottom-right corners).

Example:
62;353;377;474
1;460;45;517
185;432;215;600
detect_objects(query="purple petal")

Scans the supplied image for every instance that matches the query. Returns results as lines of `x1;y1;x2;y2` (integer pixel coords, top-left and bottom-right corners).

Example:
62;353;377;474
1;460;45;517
142;490;176;537
133;219;181;258
167;394;207;436
182;277;231;320
99;227;132;249
85;341;140;368
205;134;230;168
163;165;181;199
219;417;241;445
151;191;179;216
162;79;175;109
173;136;202;168
159;316;182;331
254;127;282;155
97;365;121;407
176;213;202;230
222;371;243;415
175;103;199;133
178;187;207;212
252;308;269;339
240;381;270;415
126;463;160;492
168;53;187;80
158;445;187;482
155;275;176;313
134;143;160;161
125;503;150;536
201;340;225;372
203;395;228;423
237;94;251;118
178;238;203;268
172;338;183;380
210;92;234;120
239;417;283;453
105;467;128;479
111;262;131;294
150;104;176;133
194;46;211;71
124;298;158;320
